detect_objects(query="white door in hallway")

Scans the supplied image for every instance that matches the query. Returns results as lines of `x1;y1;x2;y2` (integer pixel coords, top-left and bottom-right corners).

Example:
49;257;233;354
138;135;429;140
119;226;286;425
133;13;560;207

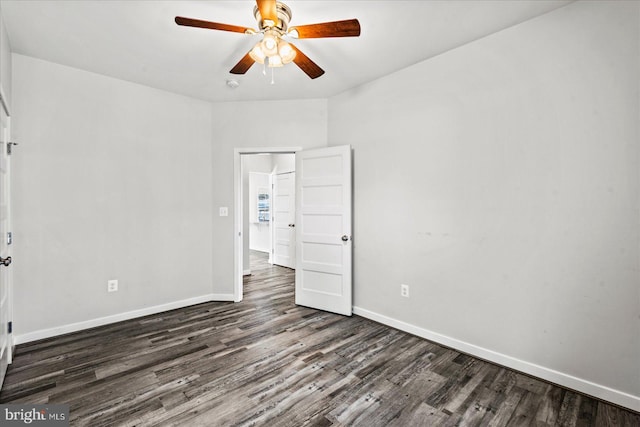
0;93;13;389
272;172;296;269
295;145;352;316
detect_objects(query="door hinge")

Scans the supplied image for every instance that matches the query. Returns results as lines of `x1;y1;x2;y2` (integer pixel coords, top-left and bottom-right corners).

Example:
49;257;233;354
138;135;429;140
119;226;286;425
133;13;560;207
7;231;12;245
7;142;18;155
8;321;12;334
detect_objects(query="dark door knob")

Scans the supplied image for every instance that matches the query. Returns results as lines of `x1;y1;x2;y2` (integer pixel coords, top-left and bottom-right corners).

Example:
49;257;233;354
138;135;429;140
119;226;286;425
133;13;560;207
0;256;11;267
341;235;349;242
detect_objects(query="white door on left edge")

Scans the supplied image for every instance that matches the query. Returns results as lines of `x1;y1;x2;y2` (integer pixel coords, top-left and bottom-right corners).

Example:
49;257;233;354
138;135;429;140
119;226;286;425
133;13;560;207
0;95;13;389
295;145;352;316
272;172;295;269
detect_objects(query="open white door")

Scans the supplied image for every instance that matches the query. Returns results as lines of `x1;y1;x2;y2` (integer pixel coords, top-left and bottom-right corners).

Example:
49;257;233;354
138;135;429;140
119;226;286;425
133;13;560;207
272;172;296;269
295;145;352;316
0;92;12;388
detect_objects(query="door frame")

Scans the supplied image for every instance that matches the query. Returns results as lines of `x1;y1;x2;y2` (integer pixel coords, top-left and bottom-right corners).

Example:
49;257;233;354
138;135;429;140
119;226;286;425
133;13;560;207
233;147;301;302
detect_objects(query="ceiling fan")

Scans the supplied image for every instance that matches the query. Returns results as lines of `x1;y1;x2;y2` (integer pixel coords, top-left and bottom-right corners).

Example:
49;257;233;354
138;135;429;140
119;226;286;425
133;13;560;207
175;0;361;79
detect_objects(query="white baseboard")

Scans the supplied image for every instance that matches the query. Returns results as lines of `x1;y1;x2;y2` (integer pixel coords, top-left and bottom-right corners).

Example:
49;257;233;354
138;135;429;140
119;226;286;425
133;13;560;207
14;293;235;345
352;306;640;413
243;269;251;276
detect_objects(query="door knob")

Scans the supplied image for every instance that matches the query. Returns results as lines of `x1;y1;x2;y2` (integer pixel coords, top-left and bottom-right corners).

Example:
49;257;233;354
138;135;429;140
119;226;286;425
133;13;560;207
0;256;11;267
288;224;295;227
341;235;349;242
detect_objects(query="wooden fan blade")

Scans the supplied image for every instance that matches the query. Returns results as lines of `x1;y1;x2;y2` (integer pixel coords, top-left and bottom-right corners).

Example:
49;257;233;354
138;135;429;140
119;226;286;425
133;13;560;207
256;0;278;23
175;16;251;34
290;19;361;39
230;52;256;75
290;44;324;79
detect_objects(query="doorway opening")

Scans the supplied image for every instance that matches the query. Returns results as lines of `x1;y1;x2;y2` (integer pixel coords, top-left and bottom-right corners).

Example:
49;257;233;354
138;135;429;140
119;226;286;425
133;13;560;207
241;152;296;275
234;147;300;302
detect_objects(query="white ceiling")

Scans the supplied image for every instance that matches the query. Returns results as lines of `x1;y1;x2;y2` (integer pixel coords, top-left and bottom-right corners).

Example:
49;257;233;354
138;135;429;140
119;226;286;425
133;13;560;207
0;0;573;103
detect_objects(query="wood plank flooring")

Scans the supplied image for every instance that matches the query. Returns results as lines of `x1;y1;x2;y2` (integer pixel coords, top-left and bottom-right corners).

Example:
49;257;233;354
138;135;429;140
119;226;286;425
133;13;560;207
1;251;639;426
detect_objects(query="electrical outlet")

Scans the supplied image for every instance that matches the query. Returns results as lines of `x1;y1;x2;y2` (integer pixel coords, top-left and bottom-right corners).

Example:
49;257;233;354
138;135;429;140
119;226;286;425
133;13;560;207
400;284;409;298
219;207;229;217
107;279;118;293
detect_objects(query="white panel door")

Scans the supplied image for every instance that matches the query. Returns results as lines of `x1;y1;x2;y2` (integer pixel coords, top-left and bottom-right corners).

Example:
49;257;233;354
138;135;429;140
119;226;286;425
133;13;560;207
295;145;352;316
0;97;12;388
272;172;295;269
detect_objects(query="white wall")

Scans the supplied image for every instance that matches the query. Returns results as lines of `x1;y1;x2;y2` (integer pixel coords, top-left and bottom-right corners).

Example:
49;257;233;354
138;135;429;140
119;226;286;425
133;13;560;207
0;4;11;106
329;0;639;410
210;99;327;295
8;55;327;337
11;54;214;339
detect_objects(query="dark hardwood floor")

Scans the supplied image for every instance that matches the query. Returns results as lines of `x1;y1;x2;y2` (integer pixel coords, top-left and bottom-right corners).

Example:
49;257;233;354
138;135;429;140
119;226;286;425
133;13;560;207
1;251;639;426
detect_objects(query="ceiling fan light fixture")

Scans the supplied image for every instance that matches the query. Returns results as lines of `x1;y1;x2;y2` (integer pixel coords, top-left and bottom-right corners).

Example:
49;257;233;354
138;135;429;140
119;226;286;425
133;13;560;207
176;1;361;80
250;31;294;67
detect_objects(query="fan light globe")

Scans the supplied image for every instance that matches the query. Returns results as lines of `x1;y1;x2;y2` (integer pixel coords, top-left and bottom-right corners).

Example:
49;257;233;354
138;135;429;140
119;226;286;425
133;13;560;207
261;30;279;56
268;55;283;68
249;42;266;64
278;40;296;64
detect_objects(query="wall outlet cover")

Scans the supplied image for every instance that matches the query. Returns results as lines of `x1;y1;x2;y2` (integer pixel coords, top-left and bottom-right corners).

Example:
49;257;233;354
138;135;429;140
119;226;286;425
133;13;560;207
400;284;409;298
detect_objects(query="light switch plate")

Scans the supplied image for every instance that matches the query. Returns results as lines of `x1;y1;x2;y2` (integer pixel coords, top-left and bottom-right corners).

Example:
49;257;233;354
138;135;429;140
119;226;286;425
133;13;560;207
219;207;229;217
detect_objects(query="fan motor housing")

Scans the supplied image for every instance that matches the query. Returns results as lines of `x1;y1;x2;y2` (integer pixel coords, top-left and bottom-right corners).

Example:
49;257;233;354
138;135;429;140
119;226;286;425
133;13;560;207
253;2;292;32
